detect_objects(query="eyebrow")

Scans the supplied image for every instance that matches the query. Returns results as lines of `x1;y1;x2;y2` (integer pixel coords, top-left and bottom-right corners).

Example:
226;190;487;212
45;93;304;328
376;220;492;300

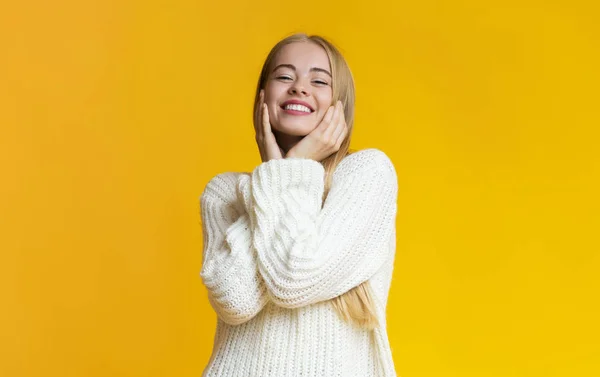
272;63;332;78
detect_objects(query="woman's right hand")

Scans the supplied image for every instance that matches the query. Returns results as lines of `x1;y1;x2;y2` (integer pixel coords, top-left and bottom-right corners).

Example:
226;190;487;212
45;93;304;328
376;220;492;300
255;90;284;162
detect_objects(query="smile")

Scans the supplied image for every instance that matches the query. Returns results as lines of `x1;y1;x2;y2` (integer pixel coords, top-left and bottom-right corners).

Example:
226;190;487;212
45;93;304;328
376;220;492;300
281;104;313;115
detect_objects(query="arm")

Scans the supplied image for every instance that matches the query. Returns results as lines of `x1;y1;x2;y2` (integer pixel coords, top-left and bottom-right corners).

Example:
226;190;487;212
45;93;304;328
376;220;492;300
199;172;268;325
240;148;398;309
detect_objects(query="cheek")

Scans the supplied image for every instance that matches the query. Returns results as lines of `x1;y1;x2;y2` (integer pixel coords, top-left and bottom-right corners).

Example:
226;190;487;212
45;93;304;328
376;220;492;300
316;93;333;114
264;81;286;101
262;86;278;118
317;88;333;106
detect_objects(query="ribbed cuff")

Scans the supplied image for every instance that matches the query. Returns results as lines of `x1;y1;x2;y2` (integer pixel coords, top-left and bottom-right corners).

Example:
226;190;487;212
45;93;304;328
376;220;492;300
252;158;325;199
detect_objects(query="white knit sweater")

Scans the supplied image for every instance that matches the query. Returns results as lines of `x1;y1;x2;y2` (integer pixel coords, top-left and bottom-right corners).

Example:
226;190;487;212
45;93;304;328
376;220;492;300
199;148;398;376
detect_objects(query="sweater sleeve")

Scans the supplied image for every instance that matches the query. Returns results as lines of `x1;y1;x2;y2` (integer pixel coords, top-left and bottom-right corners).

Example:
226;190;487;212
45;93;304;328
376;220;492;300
241;148;398;309
199;172;269;325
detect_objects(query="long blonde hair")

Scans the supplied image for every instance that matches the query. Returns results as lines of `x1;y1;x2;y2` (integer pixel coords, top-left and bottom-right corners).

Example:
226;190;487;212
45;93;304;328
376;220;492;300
253;33;379;330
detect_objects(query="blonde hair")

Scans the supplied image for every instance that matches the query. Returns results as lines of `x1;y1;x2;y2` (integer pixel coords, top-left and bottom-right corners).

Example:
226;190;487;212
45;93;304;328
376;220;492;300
253;33;379;330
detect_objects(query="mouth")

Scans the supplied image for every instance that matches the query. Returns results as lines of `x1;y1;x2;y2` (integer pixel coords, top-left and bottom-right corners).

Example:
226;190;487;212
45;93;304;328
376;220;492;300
280;100;314;115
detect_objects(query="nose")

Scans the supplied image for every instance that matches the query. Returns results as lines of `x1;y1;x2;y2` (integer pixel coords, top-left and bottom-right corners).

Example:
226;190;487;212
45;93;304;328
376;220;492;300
288;80;309;96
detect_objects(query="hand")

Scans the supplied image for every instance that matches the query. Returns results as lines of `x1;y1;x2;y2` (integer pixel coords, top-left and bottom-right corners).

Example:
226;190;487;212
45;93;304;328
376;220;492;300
254;90;284;162
286;100;348;161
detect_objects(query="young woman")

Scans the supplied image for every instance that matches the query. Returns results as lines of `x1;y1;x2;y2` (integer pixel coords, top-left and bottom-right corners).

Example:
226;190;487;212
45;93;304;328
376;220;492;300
199;33;399;376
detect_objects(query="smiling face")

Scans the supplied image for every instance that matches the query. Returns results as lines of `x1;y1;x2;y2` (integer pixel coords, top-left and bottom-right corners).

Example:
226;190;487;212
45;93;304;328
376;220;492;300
263;41;333;136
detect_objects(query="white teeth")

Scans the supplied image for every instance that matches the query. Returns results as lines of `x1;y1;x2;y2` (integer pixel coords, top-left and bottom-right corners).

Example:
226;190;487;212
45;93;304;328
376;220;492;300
284;104;311;113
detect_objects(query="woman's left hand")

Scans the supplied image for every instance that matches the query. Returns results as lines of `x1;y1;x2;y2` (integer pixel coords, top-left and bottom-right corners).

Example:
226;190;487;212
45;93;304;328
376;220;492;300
286;100;348;161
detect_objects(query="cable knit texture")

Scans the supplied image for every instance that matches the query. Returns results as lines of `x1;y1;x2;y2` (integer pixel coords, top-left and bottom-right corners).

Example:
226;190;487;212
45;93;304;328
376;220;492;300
199;148;398;376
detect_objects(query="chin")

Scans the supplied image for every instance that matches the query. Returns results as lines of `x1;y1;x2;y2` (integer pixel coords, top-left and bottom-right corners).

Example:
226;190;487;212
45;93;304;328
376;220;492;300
274;122;316;136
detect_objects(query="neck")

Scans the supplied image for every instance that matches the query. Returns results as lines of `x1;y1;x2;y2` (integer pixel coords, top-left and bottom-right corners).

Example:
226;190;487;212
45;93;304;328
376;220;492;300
273;130;304;156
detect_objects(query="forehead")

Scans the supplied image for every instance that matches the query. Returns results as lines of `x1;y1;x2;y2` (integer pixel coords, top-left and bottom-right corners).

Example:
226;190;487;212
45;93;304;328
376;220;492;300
273;42;330;71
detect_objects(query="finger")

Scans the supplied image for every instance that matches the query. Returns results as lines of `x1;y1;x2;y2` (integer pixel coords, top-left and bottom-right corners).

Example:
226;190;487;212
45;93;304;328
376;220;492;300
333;101;342;123
321;105;337;140
262;103;271;136
327;101;342;133
262;104;282;160
332;102;345;133
332;117;347;148
335;124;348;151
255;90;264;134
337;102;346;131
320;106;335;130
329;102;345;143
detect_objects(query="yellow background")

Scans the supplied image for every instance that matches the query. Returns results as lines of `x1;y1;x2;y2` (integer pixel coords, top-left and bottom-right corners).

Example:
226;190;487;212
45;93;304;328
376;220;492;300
2;0;599;376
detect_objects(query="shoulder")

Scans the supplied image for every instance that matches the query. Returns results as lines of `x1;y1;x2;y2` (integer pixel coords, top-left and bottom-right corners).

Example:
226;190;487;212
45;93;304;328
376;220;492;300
334;148;397;182
200;171;247;204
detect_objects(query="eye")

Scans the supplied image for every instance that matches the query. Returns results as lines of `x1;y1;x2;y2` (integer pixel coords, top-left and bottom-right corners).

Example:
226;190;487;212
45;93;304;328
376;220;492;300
313;80;329;86
276;75;293;81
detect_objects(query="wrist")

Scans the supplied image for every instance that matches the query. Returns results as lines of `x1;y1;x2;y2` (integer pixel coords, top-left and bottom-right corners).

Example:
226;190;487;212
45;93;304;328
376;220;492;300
285;150;298;159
